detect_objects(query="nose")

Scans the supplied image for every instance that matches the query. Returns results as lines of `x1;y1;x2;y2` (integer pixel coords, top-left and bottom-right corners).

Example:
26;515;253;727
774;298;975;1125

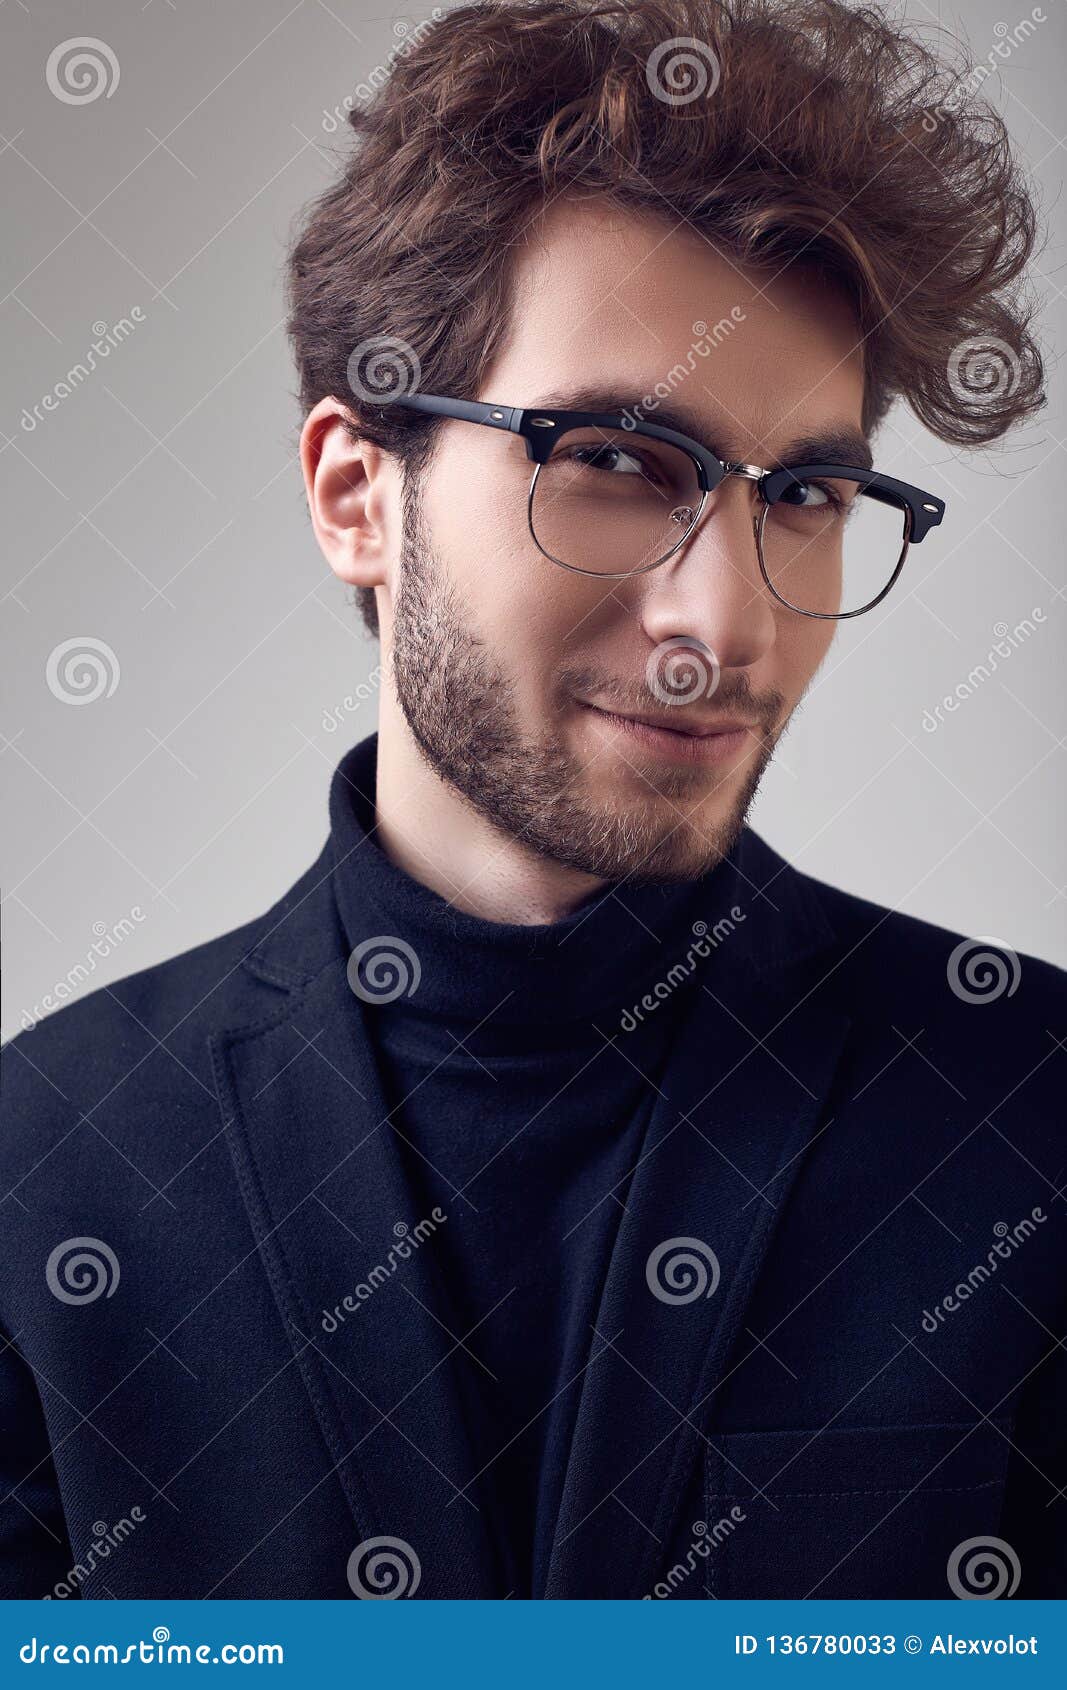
638;476;777;670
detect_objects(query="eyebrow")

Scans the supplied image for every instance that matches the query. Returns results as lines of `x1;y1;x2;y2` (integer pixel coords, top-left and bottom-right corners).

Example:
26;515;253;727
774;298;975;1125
525;385;873;472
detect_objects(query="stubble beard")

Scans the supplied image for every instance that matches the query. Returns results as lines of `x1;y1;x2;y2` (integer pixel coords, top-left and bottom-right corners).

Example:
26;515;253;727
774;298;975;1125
389;479;784;884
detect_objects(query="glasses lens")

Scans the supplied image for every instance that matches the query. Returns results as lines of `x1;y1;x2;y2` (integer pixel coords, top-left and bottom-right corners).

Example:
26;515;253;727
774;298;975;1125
530;428;702;575
759;476;908;616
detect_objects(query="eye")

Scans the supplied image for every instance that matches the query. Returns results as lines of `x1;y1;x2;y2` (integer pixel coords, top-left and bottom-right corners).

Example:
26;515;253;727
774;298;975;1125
568;444;648;476
777;477;832;509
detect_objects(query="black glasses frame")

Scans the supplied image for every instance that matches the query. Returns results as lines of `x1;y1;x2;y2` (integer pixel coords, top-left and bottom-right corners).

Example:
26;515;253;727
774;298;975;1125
392;392;947;620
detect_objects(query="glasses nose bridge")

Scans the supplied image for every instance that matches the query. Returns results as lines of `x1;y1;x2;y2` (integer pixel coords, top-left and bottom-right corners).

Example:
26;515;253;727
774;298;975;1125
723;460;769;486
658;464;765;607
684;459;767;546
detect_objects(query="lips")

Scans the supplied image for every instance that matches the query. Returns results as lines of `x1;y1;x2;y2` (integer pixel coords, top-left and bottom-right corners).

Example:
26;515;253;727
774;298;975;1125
577;701;760;767
601;708;758;739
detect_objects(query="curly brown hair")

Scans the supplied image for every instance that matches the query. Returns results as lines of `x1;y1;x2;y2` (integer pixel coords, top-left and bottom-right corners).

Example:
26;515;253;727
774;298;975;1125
286;0;1045;635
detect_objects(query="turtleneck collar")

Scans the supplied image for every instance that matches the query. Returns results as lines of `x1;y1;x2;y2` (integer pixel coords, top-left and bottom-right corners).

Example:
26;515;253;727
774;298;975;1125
326;733;752;1028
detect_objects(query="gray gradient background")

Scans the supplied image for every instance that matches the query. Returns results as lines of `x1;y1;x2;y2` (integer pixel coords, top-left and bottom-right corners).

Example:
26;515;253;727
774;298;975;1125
1;0;1064;1042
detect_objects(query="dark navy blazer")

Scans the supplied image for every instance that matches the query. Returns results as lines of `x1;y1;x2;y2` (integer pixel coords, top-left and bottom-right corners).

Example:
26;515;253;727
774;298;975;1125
2;820;1065;1599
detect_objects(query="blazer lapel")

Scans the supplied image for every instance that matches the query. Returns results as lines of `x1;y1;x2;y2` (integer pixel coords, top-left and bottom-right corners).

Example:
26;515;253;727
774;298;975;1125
208;808;848;1600
543;862;852;1598
211;905;500;1598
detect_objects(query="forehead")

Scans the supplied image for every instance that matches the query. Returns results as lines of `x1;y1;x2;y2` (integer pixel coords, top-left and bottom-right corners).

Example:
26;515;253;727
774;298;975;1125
489;197;866;460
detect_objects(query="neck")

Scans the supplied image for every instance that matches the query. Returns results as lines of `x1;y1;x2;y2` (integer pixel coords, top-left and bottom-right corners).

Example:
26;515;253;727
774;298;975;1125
373;694;607;927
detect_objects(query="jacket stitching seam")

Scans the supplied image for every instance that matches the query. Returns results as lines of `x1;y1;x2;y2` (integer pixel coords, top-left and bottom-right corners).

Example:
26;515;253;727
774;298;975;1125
715;1478;1005;1500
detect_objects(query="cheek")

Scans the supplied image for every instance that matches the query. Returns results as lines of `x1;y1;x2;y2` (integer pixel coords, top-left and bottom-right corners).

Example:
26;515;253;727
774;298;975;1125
776;611;836;695
424;445;625;668
472;560;622;704
423;434;537;614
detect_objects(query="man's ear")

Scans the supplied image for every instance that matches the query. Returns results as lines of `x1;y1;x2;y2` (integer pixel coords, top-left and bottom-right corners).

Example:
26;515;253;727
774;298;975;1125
299;396;397;588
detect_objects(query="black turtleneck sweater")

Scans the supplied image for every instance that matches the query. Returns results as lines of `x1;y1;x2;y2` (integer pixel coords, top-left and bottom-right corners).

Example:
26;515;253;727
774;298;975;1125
328;735;715;1597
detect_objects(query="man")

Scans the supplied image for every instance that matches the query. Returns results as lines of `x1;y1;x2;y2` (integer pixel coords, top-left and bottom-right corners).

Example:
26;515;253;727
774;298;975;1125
2;0;1063;1601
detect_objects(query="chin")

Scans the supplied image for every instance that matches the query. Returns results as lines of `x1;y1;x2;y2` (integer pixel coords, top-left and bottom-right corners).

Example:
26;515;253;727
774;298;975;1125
568;751;768;881
625;816;743;883
545;785;751;885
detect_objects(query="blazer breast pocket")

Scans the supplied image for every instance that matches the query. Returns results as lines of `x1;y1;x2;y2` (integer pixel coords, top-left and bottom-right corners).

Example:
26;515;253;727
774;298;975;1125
704;1418;1014;1598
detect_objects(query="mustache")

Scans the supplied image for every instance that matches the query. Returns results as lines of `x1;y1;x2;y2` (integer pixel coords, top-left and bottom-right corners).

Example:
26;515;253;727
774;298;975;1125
555;661;786;730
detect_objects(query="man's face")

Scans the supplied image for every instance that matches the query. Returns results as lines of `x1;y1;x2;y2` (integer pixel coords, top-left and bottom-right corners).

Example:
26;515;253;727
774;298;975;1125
387;199;865;883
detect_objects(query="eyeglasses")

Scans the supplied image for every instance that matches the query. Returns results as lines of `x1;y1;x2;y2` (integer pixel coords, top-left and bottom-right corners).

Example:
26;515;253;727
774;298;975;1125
394;393;946;620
